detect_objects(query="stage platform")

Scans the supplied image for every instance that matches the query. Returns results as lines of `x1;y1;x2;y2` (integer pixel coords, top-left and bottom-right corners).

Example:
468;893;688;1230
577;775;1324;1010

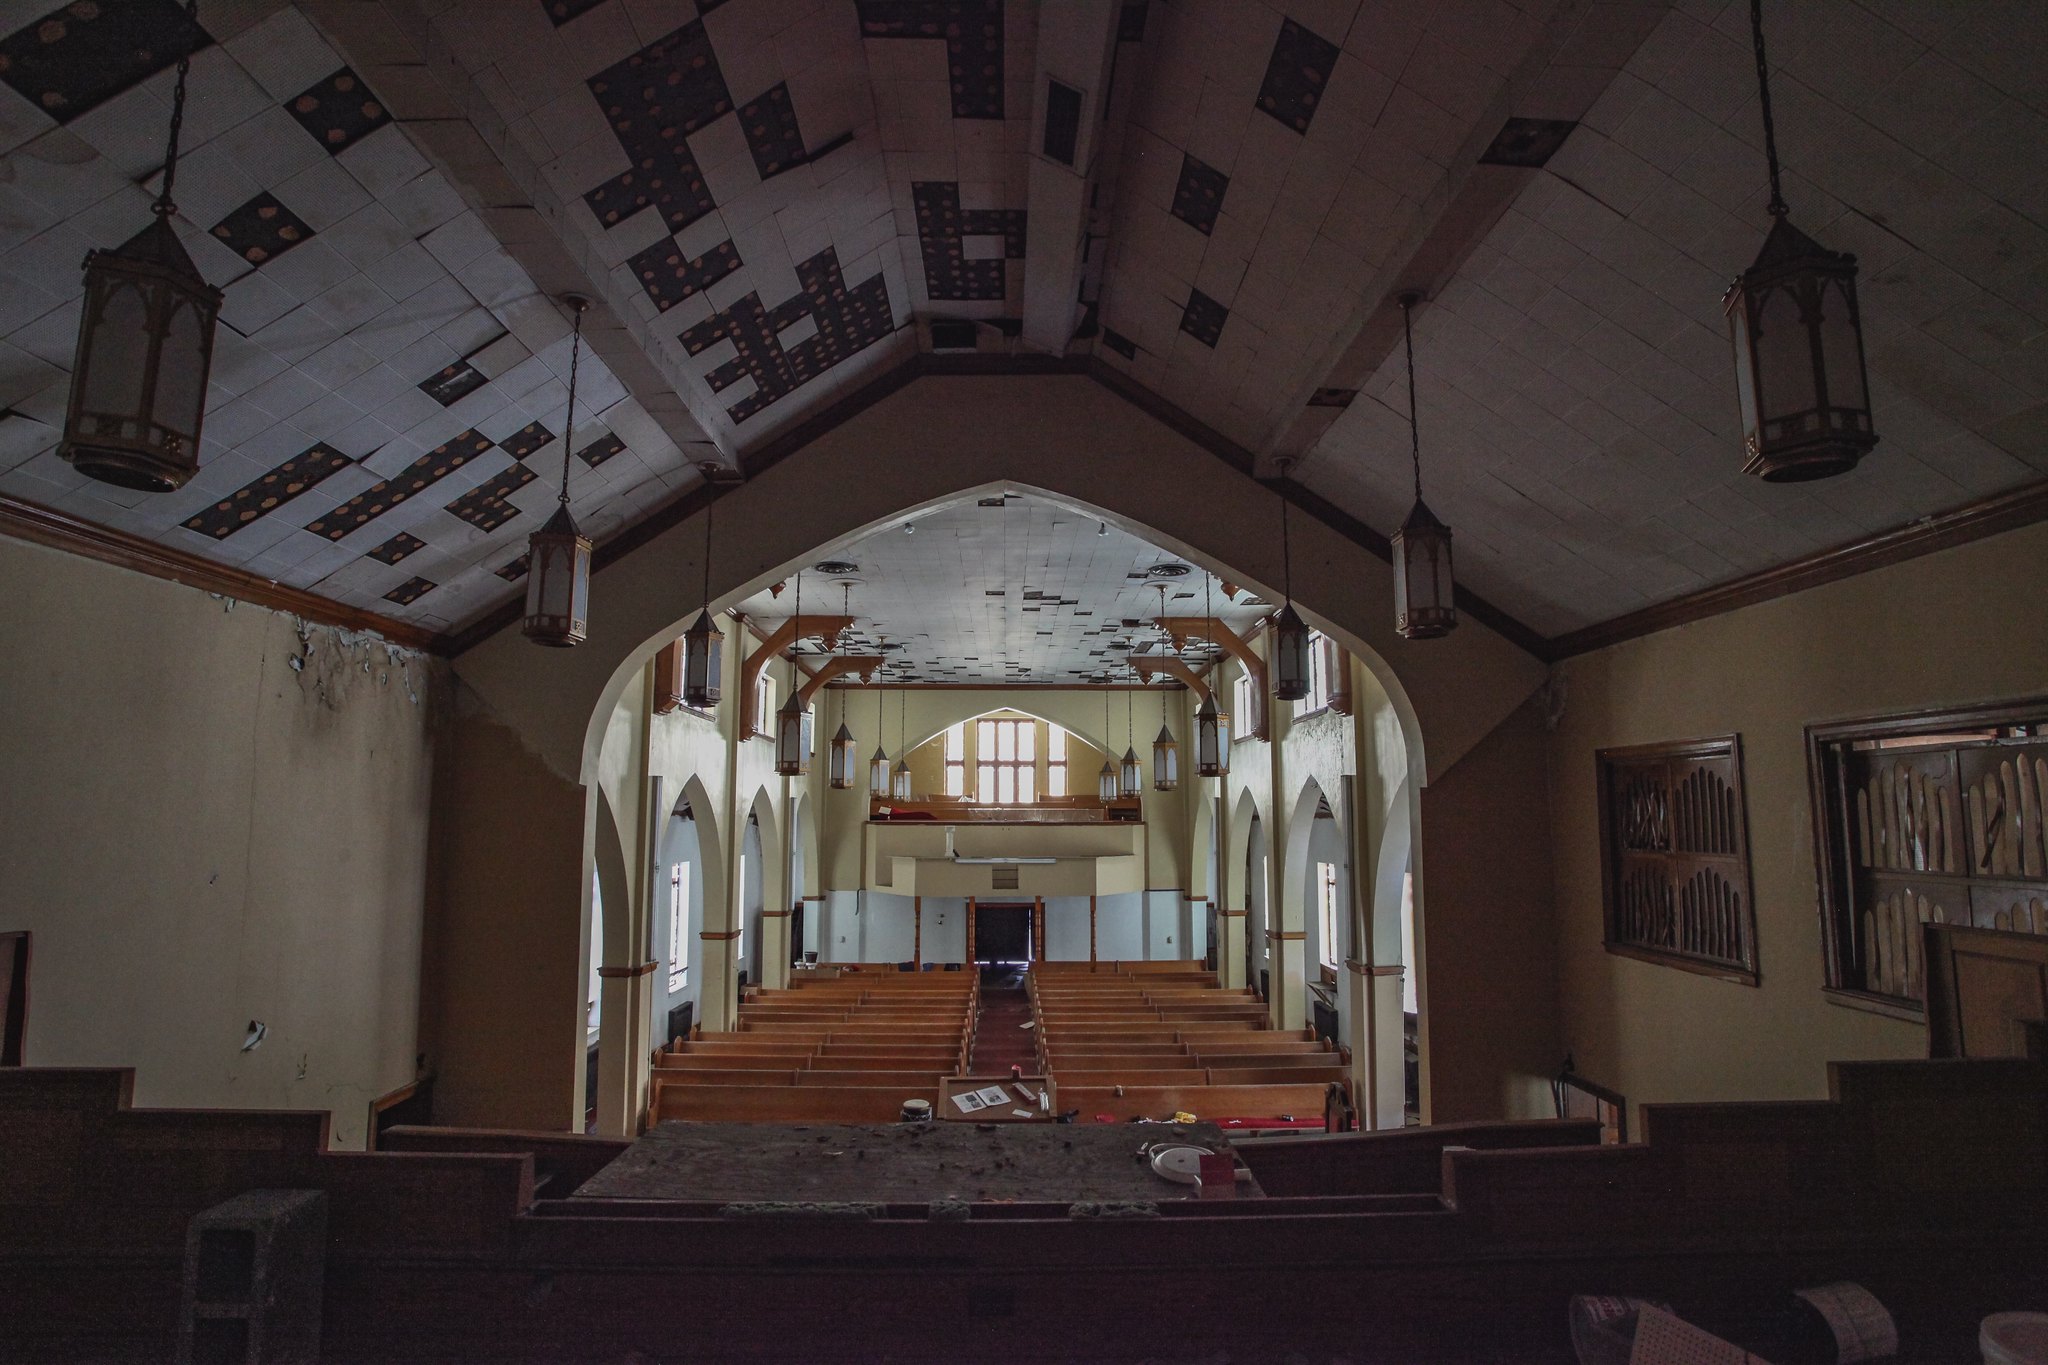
571;1121;1264;1205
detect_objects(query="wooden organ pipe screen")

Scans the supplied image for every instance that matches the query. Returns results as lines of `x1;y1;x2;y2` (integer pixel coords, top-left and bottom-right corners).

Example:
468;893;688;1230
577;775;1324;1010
1596;736;1759;985
1806;699;2048;1018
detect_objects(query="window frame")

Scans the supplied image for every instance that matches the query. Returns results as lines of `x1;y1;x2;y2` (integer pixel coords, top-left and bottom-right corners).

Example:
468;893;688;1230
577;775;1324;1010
975;717;1038;805
1047;725;1067;797
667;860;690;993
1315;860;1340;975
944;722;966;797
1595;734;1760;986
1805;697;2048;1021
752;671;775;740
1232;667;1258;743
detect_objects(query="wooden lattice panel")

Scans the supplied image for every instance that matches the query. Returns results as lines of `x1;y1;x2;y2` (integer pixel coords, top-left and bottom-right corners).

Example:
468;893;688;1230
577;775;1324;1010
1808;702;2048;1015
1597;737;1757;984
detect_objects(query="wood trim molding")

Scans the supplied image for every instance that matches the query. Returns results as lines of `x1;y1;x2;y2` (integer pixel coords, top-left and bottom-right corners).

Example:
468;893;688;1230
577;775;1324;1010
595;961;658;979
1345;959;1403;977
760;909;793;919
795;655;880;704
1549;479;2048;658
699;930;741;941
1;494;439;651
1217;908;1248;918
1265;930;1306;941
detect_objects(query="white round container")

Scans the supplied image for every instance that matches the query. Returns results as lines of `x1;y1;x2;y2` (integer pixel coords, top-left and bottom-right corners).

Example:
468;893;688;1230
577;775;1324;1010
1983;1312;2048;1365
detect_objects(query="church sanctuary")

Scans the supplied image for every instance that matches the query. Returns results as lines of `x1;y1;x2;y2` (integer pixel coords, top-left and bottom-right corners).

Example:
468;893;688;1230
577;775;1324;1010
6;0;2048;1359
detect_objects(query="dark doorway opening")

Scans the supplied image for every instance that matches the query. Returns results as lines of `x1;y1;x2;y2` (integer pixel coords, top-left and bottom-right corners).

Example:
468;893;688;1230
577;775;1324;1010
974;903;1032;964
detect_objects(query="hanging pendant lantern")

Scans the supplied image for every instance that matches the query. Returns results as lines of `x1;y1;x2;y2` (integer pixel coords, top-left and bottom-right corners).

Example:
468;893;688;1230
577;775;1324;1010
61;10;222;493
890;687;911;799
775;692;814;777
682;500;723;705
869;673;890;797
774;570;813;777
1194;693;1224;779
1269;471;1312;699
827;585;857;788
829;721;857;790
1724;0;1876;482
523;297;593;646
1392;293;1457;640
1097;758;1119;803
1271;603;1312;700
1120;688;1142;797
1152;723;1179;791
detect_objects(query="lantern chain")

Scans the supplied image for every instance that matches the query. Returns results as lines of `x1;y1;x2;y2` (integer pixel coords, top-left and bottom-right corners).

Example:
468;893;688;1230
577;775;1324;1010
154;1;201;217
558;299;586;508
1749;0;1788;218
1400;293;1424;503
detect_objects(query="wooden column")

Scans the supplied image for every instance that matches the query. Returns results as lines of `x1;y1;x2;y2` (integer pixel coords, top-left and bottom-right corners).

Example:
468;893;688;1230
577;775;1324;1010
966;897;976;965
1032;896;1045;961
1088;895;1098;962
913;896;922;967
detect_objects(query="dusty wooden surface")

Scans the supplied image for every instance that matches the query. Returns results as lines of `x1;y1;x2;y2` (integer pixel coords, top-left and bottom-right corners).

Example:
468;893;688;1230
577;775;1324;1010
571;1121;1264;1204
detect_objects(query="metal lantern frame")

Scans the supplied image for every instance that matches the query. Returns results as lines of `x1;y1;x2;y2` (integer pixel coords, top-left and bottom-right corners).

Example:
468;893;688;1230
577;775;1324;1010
774;571;814;777
523;297;593;647
1153;722;1179;791
682;499;723;706
1271;603;1312;700
868;671;890;798
829;719;858;790
61;5;221;493
889;688;911;800
1392;293;1457;640
1724;0;1876;483
1194;693;1224;779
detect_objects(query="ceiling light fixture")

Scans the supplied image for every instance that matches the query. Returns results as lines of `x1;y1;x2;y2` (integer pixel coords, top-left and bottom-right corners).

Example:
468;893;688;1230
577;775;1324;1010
1152;584;1179;791
774;570;814;777
523;297;593;647
682;497;723;706
1270;460;1311;700
1724;0;1877;482
869;653;890;799
891;687;912;800
1393;293;1456;640
1120;679;1142;798
1194;572;1225;779
828;583;857;789
1098;687;1118;803
59;0;222;493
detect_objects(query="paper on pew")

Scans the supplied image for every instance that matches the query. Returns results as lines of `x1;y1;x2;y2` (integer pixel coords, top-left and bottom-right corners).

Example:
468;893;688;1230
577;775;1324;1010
951;1092;985;1113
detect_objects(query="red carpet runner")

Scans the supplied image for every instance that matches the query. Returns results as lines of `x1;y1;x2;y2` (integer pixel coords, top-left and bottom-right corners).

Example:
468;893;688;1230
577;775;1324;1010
967;968;1038;1073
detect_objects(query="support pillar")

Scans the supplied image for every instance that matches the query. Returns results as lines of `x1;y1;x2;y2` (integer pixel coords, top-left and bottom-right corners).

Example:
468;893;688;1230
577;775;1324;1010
1088;895;1097;962
913;896;922;966
1032;896;1045;961
761;909;792;987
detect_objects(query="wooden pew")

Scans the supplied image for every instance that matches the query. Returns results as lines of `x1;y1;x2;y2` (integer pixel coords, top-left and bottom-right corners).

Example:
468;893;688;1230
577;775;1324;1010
652;1083;932;1123
1060;1083;1335;1123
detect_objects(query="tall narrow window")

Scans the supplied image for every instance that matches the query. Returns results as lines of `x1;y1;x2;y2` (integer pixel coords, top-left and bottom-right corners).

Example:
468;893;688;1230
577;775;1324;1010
1597;736;1758;983
1316;861;1340;971
1233;667;1257;742
753;672;775;738
1047;725;1068;797
1295;631;1332;716
976;718;1037;804
944;722;966;796
667;861;690;992
736;850;748;962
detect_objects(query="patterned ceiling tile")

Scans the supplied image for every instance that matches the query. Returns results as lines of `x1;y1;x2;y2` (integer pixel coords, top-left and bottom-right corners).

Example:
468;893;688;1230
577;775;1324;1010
1169;154;1228;236
494;552;531;582
582;20;730;235
444;459;537;533
419;358;489;407
1256;18;1340;135
577;431;626;468
1478;117;1578;169
0;0;209;123
210;192;316;266
629;236;742;313
286;67;391;154
855;0;1006;119
740;83;806;180
912;181;1025;302
382;575;436;606
543;0;606;25
495;421;555;460
1180;289;1227;348
679;246;895;424
1102;328;1138;361
303;429;495;541
181;442;352;540
367;531;427;565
